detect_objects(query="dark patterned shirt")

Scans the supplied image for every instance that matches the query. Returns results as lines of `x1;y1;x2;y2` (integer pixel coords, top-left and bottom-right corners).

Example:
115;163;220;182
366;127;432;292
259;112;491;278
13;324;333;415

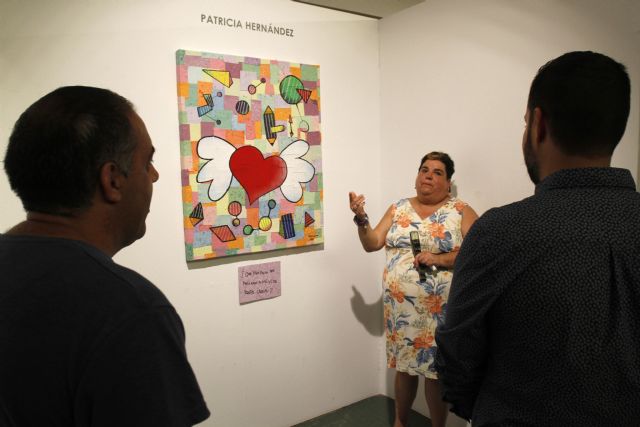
435;167;640;426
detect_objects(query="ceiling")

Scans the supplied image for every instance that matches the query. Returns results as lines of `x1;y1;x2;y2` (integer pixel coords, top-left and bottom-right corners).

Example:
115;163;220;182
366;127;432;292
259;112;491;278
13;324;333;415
290;0;640;42
291;0;425;19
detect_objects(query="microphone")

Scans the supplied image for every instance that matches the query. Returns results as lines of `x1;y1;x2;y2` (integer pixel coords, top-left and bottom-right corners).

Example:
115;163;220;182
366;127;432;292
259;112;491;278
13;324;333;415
410;231;428;282
410;231;437;282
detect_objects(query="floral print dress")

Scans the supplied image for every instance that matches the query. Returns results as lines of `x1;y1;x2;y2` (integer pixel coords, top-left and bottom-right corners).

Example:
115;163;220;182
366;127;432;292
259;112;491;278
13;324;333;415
383;197;466;378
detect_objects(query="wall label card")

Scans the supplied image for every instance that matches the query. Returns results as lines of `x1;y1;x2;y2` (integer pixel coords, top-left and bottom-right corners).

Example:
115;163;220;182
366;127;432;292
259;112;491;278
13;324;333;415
238;261;281;304
176;49;323;261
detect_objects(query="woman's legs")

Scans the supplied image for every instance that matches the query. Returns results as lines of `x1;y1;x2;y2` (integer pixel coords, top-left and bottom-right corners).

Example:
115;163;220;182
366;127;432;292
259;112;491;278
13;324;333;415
394;371;419;427
425;378;448;427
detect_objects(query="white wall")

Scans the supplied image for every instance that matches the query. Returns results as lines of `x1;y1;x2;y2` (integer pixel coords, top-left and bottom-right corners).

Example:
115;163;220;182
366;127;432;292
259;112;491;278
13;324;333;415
379;0;640;424
0;1;384;426
380;0;640;215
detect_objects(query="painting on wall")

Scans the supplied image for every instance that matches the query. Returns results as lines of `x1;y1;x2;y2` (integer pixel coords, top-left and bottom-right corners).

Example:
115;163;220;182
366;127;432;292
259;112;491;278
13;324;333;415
175;50;323;261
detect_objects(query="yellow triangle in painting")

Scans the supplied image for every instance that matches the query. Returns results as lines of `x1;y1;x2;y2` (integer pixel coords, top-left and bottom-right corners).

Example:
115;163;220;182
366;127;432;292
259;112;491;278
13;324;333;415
203;69;233;87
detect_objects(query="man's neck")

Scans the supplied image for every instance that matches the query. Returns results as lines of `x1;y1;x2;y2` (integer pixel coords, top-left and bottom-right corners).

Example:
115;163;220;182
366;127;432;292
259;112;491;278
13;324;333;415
7;211;120;257
538;146;611;182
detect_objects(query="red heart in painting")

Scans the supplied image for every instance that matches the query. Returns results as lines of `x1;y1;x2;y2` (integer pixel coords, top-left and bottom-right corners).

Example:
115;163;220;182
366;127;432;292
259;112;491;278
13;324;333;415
229;146;287;204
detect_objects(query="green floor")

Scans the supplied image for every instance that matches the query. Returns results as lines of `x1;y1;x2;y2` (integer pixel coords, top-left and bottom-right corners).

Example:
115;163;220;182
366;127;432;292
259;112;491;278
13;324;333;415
292;395;431;427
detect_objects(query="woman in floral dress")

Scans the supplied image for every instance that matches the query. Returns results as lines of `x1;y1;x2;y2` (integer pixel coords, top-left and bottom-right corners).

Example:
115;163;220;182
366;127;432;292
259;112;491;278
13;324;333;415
349;152;478;427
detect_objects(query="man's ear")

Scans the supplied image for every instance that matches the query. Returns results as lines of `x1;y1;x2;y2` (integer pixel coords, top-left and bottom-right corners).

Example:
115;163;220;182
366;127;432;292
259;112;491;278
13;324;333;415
99;162;125;203
531;107;547;146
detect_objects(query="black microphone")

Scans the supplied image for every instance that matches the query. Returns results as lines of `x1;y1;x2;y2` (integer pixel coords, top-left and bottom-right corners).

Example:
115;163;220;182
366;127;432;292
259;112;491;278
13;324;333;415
410;231;427;282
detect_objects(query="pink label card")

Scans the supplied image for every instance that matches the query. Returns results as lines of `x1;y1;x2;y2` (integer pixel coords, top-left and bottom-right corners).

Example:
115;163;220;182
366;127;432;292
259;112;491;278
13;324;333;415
238;261;281;304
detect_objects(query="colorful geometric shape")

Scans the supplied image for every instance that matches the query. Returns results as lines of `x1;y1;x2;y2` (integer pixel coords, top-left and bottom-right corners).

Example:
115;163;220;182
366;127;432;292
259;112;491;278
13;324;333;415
235;100;250;115
279;75;304;104
259;217;272;231
297;88;312;103
203;69;233;87
228;201;242;216
211;225;236;242
304;212;315;227
263;106;277;145
197;94;214;117
197;105;213;117
279;213;295;239
189;202;204;226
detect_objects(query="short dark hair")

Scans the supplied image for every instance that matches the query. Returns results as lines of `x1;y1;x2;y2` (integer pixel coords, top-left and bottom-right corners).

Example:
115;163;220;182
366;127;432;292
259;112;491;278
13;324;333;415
419;151;454;179
4;86;136;214
527;51;630;156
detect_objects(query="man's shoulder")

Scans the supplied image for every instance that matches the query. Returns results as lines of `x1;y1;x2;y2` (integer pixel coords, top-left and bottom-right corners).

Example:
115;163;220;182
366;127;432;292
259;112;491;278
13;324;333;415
75;241;171;310
475;195;537;229
0;235;169;309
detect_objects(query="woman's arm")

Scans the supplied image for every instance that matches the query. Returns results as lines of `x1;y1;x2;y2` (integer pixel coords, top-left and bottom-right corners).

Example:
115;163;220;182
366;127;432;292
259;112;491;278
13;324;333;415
349;192;393;252
357;204;394;252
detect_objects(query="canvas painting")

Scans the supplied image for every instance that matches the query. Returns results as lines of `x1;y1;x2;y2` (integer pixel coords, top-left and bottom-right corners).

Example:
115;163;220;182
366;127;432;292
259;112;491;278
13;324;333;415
176;50;323;260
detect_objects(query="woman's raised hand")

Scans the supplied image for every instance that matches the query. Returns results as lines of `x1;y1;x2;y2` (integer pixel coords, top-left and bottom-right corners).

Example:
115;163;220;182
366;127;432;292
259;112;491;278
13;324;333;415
349;192;367;218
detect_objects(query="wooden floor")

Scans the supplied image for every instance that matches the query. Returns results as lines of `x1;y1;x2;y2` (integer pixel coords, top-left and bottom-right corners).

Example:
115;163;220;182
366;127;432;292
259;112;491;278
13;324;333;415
292;395;431;427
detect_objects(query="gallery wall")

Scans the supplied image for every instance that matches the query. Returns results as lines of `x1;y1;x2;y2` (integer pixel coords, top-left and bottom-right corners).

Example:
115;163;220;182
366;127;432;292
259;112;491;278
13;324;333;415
379;0;640;216
0;1;385;426
378;0;640;421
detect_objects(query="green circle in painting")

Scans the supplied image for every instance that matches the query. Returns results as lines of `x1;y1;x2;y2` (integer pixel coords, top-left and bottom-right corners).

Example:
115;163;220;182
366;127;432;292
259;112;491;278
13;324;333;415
279;75;303;104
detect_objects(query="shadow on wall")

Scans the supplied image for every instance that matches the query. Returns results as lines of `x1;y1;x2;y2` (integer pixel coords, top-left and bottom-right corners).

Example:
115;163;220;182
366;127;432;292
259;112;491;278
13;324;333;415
350;285;384;336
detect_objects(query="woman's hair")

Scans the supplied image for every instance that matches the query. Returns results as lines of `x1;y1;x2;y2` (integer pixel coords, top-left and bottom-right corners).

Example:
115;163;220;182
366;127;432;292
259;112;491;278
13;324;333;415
419;151;454;179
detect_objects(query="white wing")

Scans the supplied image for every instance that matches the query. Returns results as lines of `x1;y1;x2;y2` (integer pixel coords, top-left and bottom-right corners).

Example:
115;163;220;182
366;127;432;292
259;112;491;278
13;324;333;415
279;140;315;202
196;136;236;201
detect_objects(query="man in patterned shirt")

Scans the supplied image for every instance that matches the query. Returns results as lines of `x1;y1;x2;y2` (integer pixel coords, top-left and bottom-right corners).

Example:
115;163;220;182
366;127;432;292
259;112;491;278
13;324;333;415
435;51;639;425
